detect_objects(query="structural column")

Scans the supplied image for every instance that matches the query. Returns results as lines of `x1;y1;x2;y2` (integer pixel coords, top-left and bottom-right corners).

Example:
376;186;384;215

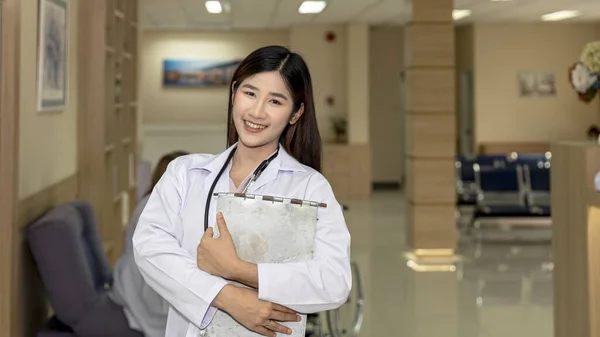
404;0;456;254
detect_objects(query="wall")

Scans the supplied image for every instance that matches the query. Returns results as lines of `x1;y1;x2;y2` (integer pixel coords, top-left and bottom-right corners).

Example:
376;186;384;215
19;0;78;199
140;26;351;166
369;26;404;183
16;0;80;335
141;30;289;125
289;24;348;142
473;23;600;146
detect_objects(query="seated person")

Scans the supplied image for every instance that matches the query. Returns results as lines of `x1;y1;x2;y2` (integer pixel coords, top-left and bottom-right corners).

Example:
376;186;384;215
109;151;189;337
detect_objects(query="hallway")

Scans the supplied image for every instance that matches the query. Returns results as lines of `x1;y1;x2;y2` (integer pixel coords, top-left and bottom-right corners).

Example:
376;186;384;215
344;191;553;337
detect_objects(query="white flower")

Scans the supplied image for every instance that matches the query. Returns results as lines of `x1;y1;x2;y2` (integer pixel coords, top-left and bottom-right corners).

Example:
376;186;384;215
581;41;600;73
570;62;597;94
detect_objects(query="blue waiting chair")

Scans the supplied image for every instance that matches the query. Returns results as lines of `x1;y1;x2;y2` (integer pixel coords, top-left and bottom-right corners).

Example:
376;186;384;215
474;165;530;217
475;154;514;169
524;165;551;216
514;153;551;170
455;155;477;204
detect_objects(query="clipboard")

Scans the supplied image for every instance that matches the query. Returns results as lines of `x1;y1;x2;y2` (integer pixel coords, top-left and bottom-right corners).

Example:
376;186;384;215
205;192;326;337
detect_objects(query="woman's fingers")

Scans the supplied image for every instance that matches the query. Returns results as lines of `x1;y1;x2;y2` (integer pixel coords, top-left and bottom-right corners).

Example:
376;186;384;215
270;310;301;322
203;227;213;239
254;326;276;337
272;303;296;314
264;320;292;335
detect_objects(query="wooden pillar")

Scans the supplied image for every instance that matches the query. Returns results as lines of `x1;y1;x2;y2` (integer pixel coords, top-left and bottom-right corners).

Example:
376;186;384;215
0;0;20;335
404;0;456;255
551;141;600;337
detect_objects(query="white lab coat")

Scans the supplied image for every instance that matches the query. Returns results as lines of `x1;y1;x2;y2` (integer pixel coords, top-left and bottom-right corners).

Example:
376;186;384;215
110;194;169;337
132;144;352;337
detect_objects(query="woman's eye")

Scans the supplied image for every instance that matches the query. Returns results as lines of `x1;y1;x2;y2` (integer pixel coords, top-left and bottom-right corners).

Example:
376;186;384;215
270;99;282;105
244;91;255;97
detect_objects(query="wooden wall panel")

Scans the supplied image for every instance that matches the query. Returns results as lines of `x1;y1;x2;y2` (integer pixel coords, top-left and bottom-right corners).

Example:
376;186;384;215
551;141;600;337
0;0;20;335
322;143;372;200
404;0;455;254
478;142;550;155
404;23;454;68
405;68;455;113
406;204;457;249
405;114;455;157
79;0;139;265
405;158;455;204
411;0;454;22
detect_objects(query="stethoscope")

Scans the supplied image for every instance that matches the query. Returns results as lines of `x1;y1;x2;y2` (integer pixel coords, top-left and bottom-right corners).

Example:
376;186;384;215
203;145;280;231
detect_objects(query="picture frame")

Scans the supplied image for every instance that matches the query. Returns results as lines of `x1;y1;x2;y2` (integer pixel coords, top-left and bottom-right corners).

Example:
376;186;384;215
518;71;556;97
162;59;241;87
37;0;68;112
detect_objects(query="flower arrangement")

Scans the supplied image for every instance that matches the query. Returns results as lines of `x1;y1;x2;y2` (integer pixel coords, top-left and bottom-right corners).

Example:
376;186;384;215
569;41;600;103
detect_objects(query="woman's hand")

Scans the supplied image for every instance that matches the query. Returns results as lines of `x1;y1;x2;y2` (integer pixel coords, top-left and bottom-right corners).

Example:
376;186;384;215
213;285;301;337
197;212;240;279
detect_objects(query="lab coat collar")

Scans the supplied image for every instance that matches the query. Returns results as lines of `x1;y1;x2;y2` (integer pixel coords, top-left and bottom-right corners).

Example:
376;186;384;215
190;142;307;174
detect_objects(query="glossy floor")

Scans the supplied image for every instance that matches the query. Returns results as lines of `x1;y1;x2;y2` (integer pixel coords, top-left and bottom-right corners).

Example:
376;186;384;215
339;191;554;337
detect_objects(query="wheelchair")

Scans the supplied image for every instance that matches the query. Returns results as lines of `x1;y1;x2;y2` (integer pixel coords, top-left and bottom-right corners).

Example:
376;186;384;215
305;205;364;337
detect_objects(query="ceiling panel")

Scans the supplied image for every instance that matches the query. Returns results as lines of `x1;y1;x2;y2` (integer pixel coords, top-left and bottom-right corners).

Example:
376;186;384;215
313;0;380;23
142;0;190;27
180;0;232;24
140;0;600;30
270;0;315;27
230;0;279;29
471;0;600;22
357;0;406;24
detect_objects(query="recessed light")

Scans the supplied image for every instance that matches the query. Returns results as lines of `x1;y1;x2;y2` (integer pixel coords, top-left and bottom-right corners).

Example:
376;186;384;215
541;10;580;21
299;1;327;14
205;1;223;14
453;9;471;21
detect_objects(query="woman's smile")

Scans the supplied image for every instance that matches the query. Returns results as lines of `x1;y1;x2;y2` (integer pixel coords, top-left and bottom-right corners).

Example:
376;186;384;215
244;120;267;133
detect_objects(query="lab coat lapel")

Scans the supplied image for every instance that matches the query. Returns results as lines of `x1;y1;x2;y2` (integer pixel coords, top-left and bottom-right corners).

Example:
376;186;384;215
247;159;280;194
202;149;234;230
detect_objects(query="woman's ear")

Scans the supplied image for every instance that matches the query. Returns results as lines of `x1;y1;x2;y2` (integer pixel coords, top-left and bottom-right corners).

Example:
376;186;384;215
289;103;305;125
230;81;237;103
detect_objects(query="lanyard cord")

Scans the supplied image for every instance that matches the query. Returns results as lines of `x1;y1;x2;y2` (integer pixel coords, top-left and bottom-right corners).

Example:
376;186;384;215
203;146;280;231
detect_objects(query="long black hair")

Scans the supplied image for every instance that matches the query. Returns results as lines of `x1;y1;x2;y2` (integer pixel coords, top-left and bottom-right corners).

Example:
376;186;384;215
226;45;322;172
145;150;190;196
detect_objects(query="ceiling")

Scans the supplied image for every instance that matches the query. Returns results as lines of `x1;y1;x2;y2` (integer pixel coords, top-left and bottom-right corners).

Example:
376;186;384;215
141;0;600;31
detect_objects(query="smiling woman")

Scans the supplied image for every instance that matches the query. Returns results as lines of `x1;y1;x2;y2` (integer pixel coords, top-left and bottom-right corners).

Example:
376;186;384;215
132;45;352;337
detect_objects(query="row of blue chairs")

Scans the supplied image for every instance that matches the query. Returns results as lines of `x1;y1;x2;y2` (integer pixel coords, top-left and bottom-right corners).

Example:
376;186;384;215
456;153;551;218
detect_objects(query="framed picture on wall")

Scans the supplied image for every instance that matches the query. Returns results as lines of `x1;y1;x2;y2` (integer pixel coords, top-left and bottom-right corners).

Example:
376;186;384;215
37;0;68;112
518;71;556;97
162;59;241;87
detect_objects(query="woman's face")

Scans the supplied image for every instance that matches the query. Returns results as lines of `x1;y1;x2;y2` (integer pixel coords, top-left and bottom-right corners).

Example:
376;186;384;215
231;71;303;151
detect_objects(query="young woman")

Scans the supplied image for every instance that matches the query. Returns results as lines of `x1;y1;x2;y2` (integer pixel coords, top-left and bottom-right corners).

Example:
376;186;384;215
110;151;189;337
132;45;352;337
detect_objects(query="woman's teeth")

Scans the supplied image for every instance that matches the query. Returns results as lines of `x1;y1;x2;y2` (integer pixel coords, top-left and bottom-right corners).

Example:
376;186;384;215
245;121;266;129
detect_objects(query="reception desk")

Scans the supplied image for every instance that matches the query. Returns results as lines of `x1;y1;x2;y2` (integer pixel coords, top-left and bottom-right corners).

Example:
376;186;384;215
552;141;600;337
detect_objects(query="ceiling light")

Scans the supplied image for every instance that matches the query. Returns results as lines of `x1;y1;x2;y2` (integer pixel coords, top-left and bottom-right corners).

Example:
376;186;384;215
299;1;327;14
205;1;223;14
453;9;471;21
541;10;580;21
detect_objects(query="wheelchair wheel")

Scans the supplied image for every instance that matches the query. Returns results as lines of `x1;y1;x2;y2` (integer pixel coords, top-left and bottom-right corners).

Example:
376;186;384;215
326;258;364;337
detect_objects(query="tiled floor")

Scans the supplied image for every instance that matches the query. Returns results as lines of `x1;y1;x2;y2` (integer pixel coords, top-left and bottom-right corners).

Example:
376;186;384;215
336;191;553;337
